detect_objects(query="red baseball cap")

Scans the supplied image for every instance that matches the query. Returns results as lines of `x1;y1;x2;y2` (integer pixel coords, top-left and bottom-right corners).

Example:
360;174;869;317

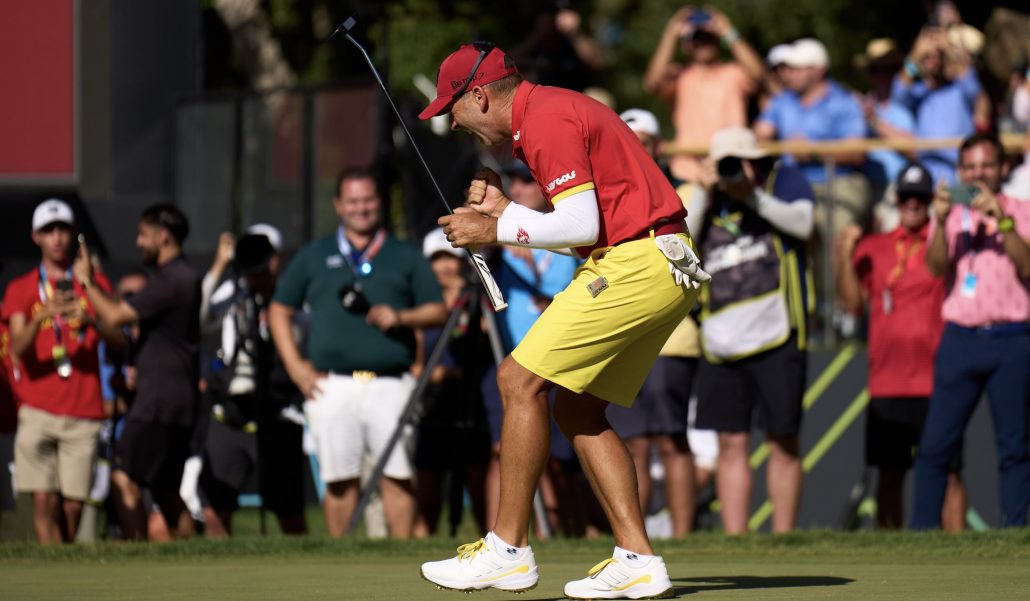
418;43;518;120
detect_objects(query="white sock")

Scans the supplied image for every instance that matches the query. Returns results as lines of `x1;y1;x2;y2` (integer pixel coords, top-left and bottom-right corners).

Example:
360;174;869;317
486;531;528;560
614;546;654;569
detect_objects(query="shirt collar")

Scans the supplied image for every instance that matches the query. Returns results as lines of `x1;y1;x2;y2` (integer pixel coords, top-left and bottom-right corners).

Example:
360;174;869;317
510;81;537;155
892;222;930;241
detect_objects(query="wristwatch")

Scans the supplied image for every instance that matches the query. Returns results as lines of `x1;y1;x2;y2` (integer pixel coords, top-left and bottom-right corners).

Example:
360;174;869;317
998;215;1015;234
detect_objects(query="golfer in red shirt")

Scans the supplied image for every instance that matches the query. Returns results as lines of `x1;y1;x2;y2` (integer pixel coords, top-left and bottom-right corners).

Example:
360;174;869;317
419;43;709;599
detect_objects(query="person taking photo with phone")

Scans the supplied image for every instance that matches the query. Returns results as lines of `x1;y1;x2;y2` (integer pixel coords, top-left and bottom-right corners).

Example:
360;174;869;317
643;5;765;184
915;133;1030;529
1;199;124;543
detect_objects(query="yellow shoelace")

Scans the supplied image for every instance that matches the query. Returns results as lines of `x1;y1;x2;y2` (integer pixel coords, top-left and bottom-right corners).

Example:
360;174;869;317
456;539;487;560
587;558;617;577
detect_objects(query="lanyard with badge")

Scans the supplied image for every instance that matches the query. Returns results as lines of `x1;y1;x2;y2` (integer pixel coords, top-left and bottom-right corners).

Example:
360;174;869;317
336;227;386;314
881;235;923;314
38;264;77;379
960;207;979;298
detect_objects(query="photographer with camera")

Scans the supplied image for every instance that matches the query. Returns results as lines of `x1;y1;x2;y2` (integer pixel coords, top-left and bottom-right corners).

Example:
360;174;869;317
2;199;124;543
268;169;447;539
644;5;765;184
914;133;1030;529
689;128;815;534
196;225;308;537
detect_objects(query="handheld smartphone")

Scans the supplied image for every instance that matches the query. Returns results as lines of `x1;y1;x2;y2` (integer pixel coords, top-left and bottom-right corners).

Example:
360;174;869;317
687;10;711;27
949;184;980;206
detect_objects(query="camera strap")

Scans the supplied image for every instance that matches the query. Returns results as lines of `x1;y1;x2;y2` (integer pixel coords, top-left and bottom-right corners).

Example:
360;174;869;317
336;227;387;279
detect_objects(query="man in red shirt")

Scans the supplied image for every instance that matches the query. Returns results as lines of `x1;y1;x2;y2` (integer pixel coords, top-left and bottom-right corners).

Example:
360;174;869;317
1;199;123;543
837;163;966;530
418;43;709;599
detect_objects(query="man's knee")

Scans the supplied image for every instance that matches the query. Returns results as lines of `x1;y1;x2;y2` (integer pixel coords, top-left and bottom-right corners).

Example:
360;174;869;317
497;356;550;409
767;433;800;458
326;479;359;498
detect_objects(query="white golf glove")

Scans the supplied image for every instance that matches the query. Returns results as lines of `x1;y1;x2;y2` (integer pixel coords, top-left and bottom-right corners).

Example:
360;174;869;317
655;234;711;290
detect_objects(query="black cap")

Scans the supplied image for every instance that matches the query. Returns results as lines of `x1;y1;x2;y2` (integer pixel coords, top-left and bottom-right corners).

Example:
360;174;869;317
503;159;533;181
234;233;276;274
895;163;934;199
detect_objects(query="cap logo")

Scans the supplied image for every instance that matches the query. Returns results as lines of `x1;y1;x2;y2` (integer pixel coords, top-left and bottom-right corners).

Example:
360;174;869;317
902;166;923;183
450;72;481;91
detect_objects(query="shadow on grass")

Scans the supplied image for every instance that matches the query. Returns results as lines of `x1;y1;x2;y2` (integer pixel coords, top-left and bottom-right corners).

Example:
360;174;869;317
671;575;854;596
505;575;854;601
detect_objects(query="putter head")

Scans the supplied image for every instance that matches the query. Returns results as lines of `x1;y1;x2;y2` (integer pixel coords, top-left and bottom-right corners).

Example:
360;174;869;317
328;15;357;41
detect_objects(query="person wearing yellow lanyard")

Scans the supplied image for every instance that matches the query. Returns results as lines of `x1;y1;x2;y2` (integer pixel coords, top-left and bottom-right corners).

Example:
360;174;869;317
2;199;124;543
838;162;967;531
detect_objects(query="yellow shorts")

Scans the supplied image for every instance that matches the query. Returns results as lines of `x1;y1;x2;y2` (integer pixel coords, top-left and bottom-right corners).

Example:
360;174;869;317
512;233;700;407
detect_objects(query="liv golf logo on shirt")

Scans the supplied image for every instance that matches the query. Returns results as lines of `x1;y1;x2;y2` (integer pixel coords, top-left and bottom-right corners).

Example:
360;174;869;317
545;171;576;193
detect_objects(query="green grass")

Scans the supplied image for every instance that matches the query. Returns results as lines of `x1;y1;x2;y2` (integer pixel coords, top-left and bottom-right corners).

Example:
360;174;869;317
1;525;1029;600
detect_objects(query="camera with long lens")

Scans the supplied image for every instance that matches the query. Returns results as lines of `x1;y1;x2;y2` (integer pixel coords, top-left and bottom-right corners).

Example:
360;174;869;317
717;156;746;183
339;282;371;314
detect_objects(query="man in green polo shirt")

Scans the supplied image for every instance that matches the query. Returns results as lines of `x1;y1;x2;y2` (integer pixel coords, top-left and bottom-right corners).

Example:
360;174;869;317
268;168;446;539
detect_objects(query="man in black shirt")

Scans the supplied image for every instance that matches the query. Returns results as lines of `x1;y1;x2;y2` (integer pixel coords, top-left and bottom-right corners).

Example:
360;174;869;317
74;204;201;540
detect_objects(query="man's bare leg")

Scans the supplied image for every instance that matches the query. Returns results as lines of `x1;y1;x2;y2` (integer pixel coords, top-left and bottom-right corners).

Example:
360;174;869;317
624;436;652;512
657;434;696;536
716;432;751;534
111;469;146;540
323;478;359;538
941;472;967;532
553;390;653;555
31;491;62;544
381;476;415;539
767;433;802;533
61;498;85;542
202;506;232;538
491;357;552;547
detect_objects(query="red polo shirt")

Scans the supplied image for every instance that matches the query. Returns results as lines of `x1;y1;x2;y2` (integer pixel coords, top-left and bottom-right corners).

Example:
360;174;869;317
853;224;944;398
510;82;686;258
0;268;112;419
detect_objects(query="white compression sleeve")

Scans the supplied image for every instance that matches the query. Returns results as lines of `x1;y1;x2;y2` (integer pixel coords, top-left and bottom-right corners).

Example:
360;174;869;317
755;189;815;240
496;188;600;249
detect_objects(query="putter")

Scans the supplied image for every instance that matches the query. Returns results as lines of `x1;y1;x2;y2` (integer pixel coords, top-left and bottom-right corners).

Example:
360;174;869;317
330;16;507;311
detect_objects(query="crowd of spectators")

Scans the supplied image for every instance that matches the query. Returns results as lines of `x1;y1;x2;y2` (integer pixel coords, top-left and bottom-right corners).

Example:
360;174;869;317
1;1;1029;543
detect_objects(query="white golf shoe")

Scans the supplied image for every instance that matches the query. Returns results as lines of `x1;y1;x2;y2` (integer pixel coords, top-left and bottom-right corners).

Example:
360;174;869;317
564;553;673;600
420;532;539;593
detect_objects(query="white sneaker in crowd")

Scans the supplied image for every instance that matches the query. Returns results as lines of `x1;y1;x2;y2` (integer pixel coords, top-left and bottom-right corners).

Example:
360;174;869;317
564;549;673;600
420;531;539;593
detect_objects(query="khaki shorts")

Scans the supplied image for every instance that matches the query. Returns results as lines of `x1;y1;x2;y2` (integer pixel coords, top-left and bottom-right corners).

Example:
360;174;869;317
513;234;700;407
15;405;102;500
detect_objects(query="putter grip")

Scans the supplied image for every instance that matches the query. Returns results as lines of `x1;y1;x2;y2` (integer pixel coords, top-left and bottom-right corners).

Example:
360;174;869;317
470;252;508;312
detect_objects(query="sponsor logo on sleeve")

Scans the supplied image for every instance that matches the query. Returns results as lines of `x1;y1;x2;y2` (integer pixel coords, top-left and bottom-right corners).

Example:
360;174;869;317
544;170;577;193
516;227;530;245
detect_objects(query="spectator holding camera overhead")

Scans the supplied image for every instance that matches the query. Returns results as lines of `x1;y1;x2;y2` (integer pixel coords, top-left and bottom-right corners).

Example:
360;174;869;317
1;199;123;543
644;5;765;184
509;1;606;93
268;169;447;539
892;25;990;187
197;225;308;537
689;127;815;534
73;203;202;540
837;163;967;531
914;133;1030;529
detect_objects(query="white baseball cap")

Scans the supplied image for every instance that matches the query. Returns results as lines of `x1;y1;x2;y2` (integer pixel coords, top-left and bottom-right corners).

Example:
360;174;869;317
32;199;75;232
784;38;829;69
619;108;660;138
709;127;769;162
766;44;793;67
246;223;283;251
422;227;463;259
